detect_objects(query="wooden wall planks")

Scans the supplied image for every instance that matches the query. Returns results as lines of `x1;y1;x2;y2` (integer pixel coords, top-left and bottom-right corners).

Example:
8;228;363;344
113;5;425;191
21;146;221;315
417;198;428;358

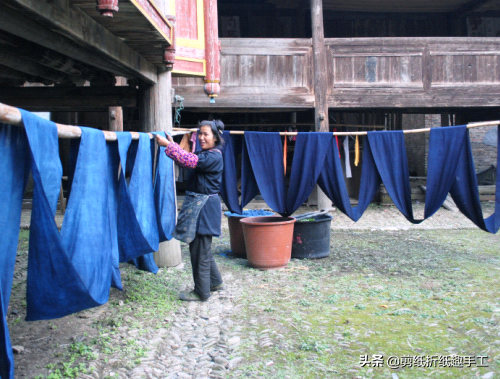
172;37;500;109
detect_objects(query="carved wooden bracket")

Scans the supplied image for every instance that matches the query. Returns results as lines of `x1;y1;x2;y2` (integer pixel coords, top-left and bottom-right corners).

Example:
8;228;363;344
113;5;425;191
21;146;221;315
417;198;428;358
96;0;119;18
163;16;176;71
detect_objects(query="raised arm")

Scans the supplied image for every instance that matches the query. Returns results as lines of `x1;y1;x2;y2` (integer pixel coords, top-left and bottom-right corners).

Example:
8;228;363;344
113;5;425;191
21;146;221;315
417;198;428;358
156;134;198;169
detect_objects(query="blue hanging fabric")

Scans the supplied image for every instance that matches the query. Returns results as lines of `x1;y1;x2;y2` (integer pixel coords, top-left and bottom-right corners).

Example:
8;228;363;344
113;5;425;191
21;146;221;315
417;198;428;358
286;132;333;214
115;132;159;273
22;110;113;321
424;125;468;219
425;125;500;233
105;141;123;290
240;134;259;210
367;131;422;224
0;123;30;379
480;126;500;232
244;132;286;214
318;136;381;221
220;131;242;214
151;131;176;242
65;138;122;290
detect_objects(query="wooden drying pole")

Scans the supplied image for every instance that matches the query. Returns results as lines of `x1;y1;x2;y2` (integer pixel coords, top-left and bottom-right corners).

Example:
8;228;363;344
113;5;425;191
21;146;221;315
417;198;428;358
0;101;187;139
174;119;500;136
2;101;499;138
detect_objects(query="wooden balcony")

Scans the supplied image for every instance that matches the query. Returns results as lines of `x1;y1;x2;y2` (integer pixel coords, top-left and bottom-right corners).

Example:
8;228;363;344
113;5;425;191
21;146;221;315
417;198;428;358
173;37;500;110
173;38;315;110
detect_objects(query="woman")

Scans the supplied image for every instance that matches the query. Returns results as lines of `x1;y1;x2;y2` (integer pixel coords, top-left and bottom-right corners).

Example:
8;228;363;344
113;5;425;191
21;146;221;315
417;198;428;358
155;120;225;301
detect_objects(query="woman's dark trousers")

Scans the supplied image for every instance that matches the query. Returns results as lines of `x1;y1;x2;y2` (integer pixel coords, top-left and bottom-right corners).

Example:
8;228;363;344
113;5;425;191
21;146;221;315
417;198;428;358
189;234;223;299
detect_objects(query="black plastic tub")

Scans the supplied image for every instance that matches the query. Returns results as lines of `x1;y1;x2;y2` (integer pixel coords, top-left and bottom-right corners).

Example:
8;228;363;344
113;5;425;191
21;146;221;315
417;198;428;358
291;214;333;259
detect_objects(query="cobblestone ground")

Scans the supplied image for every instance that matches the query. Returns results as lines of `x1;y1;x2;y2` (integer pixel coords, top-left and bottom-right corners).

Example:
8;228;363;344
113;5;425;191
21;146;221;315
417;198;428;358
11;202;496;378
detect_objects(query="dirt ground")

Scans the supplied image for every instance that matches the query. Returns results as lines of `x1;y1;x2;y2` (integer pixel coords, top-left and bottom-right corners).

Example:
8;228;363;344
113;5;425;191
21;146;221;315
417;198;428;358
8;201;500;379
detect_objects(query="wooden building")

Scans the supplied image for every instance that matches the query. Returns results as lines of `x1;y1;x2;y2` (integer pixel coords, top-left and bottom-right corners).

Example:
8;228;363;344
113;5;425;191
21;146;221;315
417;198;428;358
176;0;500;112
171;0;500;207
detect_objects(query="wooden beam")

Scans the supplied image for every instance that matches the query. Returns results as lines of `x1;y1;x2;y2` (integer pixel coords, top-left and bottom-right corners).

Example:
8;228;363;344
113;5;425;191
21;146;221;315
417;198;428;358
328;86;500;108
1;1;157;83
0;30;115;85
221;38;313;56
0;64;40;83
0;48;77;84
0;5;130;80
173;86;315;108
453;0;495;17
0;86;137;111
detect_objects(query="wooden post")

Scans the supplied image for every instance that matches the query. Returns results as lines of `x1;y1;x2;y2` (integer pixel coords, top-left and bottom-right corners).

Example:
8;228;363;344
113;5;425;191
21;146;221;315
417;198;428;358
310;0;331;210
152;70;182;268
141;0;182;268
109;107;123;131
142;70;182;268
203;0;221;100
109;77;126;132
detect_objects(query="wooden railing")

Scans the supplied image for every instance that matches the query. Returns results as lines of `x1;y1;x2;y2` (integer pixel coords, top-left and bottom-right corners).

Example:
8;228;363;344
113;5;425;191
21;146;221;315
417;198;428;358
326;37;500;108
172;38;315;109
172;37;500;109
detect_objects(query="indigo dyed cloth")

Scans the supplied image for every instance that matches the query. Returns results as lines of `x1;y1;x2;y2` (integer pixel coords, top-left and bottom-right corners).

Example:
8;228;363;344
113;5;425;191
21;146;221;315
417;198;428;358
244;132;287;213
0;123;30;379
224;209;274;217
23;111;113;321
424;126;468;219
105;140;123;290
240;135;259;210
286;132;333;213
243;132;333;216
0;112;177;379
184;148;223;236
426;125;500;233
219;131;259;214
173;191;210;243
132;132;176;272
116;132;159;273
367;131;421;224
152;132;176;242
220;132;242;214
319;131;421;223
318;135;381;221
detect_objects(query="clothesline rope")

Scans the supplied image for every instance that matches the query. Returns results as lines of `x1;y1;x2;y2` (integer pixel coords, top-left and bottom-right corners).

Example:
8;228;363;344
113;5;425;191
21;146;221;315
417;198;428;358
0;102;185;140
175;120;500;136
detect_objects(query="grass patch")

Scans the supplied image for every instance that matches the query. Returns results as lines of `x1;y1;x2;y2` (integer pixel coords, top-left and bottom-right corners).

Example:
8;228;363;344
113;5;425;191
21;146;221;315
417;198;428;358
225;229;500;379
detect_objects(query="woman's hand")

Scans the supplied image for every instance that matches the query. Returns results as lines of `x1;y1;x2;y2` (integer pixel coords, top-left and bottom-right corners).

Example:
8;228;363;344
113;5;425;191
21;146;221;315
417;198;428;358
156;133;174;147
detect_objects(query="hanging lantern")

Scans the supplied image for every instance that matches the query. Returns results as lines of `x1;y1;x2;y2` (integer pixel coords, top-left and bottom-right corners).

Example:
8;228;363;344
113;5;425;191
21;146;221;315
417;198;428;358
96;0;119;17
204;80;220;103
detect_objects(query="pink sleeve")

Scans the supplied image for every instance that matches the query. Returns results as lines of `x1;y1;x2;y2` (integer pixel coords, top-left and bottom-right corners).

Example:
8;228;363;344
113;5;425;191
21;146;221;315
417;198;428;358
165;142;198;168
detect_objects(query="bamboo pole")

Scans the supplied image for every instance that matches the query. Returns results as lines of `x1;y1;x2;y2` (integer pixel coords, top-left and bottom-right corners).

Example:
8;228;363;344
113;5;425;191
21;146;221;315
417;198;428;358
2;102;499;138
0;102;187;139
175;123;385;129
174;120;500;136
